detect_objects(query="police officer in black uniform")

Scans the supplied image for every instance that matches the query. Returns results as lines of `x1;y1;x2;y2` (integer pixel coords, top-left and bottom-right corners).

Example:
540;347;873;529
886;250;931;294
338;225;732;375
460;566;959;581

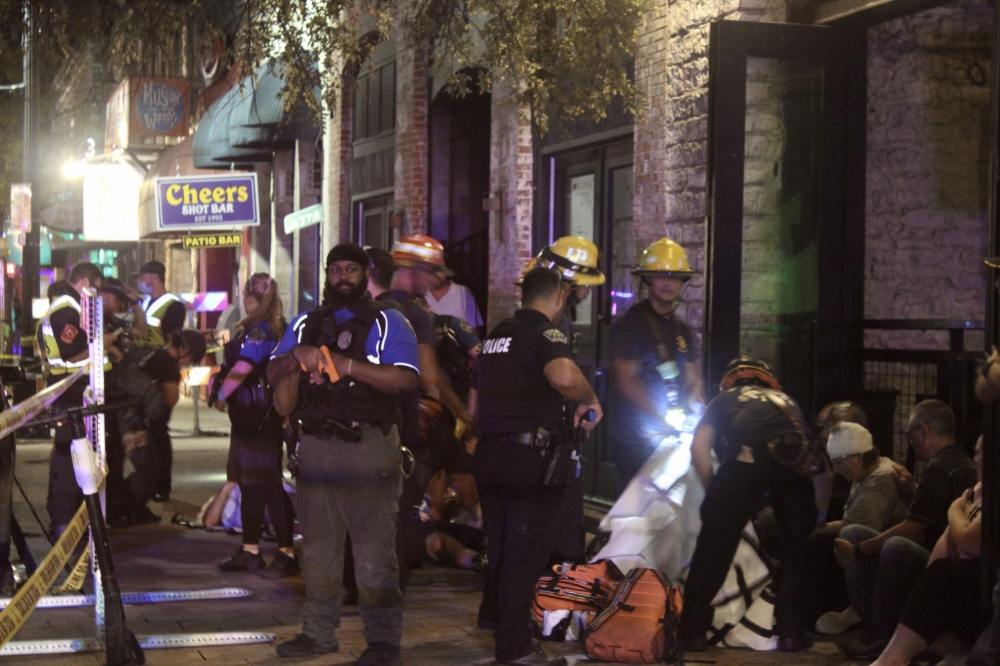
680;358;817;653
474;266;603;666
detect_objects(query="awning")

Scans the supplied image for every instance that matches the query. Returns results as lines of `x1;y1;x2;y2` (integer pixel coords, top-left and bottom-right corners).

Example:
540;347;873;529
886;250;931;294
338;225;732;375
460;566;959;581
192;91;269;169
228;63;321;149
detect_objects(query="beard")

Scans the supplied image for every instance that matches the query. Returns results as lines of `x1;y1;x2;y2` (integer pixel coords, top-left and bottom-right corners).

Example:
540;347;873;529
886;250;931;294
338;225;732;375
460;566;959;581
323;279;369;308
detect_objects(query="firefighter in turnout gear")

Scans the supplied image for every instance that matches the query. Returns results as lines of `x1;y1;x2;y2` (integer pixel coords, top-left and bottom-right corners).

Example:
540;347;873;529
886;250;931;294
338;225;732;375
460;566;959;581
39;262;113;535
268;243;419;666
474;266;602;666
680;358;816;654
608;237;705;485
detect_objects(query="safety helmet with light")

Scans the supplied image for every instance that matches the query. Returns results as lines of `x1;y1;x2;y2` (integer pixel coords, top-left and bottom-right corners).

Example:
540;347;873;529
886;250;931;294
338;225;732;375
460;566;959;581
537;236;606;286
719;356;782;392
632;238;696;280
391;234;454;275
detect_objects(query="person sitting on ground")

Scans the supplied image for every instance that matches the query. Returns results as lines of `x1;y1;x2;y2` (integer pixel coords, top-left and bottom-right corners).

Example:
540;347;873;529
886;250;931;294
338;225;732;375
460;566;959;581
870;437;987;666
812;422;907;634
832;400;977;660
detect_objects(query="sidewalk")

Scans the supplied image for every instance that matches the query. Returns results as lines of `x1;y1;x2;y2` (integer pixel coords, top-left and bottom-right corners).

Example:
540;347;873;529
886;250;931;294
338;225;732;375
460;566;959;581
6;400;868;665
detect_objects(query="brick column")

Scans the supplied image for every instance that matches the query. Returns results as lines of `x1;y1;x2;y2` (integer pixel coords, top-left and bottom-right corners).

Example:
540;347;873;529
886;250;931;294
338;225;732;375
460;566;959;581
394;41;429;236
632;0;780;330
487;80;534;328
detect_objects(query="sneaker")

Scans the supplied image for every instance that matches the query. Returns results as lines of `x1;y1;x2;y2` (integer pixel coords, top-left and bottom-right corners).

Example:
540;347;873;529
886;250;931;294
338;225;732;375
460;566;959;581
218;548;266;572
472;551;488;574
356;641;401;666
815;606;862;635
498;648;568;666
276;633;339;658
129;505;162;526
0;565;15;597
261;551;301;579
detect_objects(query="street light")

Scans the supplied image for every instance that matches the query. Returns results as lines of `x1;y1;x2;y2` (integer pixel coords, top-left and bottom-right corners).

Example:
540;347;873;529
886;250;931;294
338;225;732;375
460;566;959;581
62;160;84;179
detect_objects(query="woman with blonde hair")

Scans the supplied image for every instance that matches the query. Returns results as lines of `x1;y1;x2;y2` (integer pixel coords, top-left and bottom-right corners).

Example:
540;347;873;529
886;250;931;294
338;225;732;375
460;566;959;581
212;273;298;577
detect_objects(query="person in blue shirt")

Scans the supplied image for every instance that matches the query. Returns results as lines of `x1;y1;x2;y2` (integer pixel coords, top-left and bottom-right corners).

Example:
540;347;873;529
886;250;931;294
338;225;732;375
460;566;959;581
212;273;298;578
267;243;419;666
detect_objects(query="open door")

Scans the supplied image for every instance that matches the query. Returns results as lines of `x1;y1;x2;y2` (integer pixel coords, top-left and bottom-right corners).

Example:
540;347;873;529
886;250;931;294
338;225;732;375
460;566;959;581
705;21;867;416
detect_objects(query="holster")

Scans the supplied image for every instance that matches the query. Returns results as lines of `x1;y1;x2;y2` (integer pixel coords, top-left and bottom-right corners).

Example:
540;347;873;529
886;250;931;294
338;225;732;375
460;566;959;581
298;417;364;443
541;439;579;488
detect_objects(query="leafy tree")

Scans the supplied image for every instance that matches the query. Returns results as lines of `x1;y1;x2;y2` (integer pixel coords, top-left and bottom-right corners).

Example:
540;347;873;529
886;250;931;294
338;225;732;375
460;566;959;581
0;0;644;139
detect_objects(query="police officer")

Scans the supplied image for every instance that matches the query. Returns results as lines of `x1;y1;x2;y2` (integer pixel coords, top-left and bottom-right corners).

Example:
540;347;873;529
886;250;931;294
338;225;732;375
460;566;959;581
135;260;184;344
474;266;602;666
680;358;816;653
535;237;605;565
608;237;705;485
268;243;418;666
39;262;112;535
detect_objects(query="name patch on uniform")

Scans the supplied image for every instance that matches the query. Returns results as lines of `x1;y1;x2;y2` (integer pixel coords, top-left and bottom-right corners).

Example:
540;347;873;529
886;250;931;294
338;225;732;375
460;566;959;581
60;326;79;345
481;337;512;354
543;329;567;344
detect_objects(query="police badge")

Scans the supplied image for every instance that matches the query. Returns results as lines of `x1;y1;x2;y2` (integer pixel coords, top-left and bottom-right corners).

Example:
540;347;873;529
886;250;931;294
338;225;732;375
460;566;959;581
338;330;353;349
676;336;688;353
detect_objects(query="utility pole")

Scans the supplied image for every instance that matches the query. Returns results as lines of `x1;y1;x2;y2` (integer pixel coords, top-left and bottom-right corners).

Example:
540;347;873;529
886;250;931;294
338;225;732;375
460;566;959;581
20;0;40;345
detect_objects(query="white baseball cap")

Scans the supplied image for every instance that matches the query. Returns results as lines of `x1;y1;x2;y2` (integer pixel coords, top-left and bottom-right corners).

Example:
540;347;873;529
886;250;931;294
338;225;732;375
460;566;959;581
827;422;874;459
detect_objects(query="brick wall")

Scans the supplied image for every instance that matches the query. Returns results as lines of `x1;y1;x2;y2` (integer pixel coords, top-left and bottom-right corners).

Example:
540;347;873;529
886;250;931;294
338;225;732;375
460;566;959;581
394;41;429;236
864;0;993;350
487;80;535;328
633;0;784;333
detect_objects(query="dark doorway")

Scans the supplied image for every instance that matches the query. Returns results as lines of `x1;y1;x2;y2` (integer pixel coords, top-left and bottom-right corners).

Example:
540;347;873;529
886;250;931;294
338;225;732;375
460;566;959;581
428;71;491;319
705;21;867;417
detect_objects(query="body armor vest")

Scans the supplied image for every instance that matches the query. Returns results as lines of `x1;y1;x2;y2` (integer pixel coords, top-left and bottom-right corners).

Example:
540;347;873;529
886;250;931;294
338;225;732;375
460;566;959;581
222;328;272;408
293;297;401;425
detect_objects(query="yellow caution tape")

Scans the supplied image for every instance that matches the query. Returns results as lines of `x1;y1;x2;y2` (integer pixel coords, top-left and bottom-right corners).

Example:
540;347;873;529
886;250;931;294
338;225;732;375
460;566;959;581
0;367;88;442
53;545;90;594
0;502;89;646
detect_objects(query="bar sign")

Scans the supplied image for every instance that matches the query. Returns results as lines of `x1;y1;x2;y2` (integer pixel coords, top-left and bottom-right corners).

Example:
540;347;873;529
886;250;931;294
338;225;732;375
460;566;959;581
182;232;243;249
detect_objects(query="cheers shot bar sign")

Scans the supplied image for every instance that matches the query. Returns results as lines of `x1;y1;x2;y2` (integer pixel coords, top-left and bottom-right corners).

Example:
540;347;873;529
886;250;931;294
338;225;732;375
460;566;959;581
154;174;260;231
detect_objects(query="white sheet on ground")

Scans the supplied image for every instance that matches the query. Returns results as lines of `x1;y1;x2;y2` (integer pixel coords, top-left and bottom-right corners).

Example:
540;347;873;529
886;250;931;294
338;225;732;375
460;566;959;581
593;434;777;651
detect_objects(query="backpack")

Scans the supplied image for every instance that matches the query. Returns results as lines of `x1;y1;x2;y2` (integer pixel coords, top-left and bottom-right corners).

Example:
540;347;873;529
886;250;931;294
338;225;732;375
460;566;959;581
533;560;623;640
584;567;683;664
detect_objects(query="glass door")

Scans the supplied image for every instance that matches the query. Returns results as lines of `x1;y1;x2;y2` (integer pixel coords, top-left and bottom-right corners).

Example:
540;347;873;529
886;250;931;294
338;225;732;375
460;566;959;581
705;21;866;416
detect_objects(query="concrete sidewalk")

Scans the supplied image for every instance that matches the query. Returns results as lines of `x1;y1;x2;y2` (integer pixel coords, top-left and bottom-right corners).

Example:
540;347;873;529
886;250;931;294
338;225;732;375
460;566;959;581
5;401;869;665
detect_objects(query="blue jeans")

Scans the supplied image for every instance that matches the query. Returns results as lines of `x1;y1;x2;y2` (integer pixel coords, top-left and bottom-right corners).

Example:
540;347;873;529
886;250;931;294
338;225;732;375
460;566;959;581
840;524;929;638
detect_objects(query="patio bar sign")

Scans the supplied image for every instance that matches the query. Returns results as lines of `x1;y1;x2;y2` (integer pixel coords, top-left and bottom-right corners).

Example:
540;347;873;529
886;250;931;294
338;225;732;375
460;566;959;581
154;173;260;231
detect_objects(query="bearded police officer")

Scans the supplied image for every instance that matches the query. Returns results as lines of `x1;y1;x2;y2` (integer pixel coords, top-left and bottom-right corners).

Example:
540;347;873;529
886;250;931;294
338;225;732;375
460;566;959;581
474;266;602;666
268;243;419;666
680;358;816;654
608;237;705;485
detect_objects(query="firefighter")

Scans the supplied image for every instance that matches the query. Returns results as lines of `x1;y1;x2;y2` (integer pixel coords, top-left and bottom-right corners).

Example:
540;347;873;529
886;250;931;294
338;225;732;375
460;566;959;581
39;262;113;535
474;265;602;666
607;237;705;485
680;358;815;653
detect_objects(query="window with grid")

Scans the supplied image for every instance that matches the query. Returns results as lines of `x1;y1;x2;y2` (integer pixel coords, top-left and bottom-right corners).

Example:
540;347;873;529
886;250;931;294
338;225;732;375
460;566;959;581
353;61;396;141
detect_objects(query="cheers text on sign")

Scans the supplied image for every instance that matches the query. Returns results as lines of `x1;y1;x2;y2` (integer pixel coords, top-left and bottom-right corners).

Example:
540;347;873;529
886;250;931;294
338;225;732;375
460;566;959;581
182;233;244;249
155;174;260;230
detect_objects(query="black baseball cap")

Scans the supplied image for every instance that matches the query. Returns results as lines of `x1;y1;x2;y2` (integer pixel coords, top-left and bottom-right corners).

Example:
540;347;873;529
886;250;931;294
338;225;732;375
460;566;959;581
100;278;134;303
134;260;166;281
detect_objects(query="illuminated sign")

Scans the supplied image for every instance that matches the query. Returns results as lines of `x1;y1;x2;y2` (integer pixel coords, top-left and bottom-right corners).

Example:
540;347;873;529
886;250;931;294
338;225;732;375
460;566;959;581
182;232;243;249
83;162;143;241
154;174;260;231
10;184;30;232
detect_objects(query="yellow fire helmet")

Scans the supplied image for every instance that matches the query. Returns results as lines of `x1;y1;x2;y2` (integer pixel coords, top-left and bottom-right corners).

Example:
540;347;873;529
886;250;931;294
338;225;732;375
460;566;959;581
536;236;606;286
632;238;696;280
514;257;538;286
